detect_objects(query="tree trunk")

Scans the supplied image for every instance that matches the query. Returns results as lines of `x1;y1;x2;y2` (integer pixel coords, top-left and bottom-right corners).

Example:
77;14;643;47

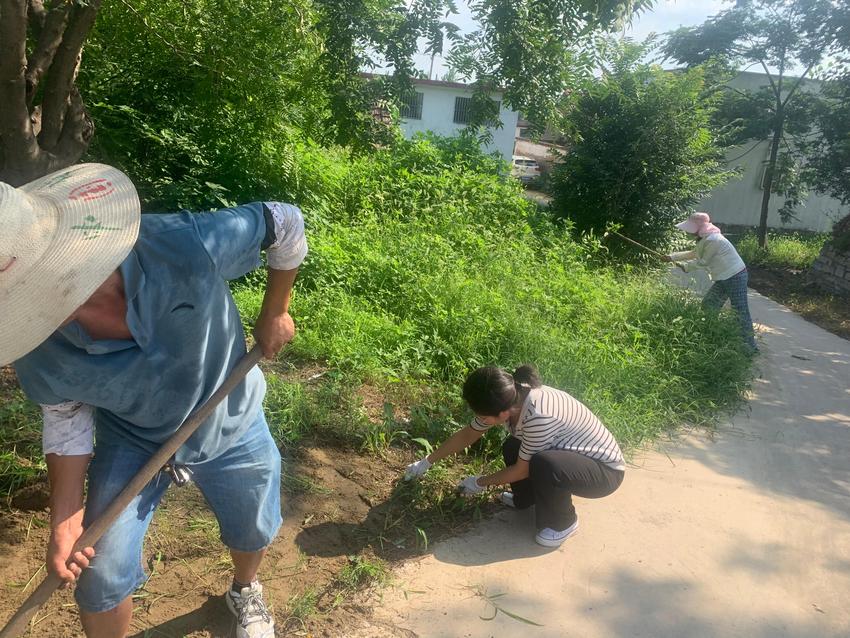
757;106;784;249
0;0;102;186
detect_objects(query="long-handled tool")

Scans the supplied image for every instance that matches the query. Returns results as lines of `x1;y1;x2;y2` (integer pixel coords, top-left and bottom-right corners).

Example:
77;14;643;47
0;345;263;638
603;229;669;260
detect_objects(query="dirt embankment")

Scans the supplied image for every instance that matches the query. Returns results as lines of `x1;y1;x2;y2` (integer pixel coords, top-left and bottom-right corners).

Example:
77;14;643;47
0;442;447;637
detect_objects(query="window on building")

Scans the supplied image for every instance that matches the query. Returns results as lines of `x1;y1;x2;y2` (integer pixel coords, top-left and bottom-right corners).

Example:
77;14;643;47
400;91;424;120
453;96;501;125
453;97;473;124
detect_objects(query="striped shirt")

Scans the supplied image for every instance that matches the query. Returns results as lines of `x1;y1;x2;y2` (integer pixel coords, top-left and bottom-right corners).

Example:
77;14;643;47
471;386;625;470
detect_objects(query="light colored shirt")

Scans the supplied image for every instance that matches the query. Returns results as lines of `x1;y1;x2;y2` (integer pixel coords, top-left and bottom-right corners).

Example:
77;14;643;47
16;202;307;460
670;233;746;281
471;385;625;470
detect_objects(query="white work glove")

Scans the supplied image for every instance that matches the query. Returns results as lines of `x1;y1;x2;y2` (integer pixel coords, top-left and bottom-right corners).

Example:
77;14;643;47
404;457;432;481
457;475;486;496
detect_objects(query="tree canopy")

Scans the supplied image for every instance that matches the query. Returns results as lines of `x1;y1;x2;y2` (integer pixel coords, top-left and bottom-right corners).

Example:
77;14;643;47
664;0;840;247
0;0;654;185
550;39;732;256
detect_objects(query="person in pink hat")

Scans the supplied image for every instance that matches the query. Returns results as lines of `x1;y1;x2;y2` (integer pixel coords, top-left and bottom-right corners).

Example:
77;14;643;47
664;212;758;352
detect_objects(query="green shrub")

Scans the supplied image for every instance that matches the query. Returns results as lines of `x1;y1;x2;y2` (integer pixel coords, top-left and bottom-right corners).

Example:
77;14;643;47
736;232;828;270
0;389;43;495
550;40;732;258
235;136;752;455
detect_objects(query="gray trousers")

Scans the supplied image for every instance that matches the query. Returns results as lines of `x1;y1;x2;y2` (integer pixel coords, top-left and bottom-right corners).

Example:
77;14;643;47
503;436;624;531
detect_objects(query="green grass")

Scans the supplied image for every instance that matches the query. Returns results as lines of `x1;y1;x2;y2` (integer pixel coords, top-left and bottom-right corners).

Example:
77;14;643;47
735;232;828;270
0;388;44;497
285;586;319;622
236;137;753;461
0;137;753;561
336;555;389;591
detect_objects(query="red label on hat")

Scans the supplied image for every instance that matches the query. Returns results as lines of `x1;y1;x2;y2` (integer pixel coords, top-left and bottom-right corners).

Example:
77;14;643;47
68;179;115;202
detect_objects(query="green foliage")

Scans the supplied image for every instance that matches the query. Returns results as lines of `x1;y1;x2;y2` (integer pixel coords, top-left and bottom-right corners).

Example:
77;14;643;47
828;213;850;253
311;0;462;149
664;0;841;245
735;232;827;270
285;586;319;621
550;39;732;256
235;135;752;454
336;555;389;591
0;389;43;496
806;76;850;208
79;0;324;210
447;0;656;133
360;403;411;456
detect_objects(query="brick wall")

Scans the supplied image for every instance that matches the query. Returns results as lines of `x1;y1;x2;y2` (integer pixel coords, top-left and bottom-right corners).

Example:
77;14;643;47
812;244;850;295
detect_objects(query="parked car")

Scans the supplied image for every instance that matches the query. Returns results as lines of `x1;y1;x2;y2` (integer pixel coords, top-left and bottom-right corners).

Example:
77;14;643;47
511;155;541;183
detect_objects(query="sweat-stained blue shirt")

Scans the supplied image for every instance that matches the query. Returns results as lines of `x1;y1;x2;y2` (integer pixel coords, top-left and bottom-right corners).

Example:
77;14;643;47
14;203;304;463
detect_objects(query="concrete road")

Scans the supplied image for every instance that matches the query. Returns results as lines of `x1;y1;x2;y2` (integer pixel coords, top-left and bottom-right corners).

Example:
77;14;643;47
356;285;850;637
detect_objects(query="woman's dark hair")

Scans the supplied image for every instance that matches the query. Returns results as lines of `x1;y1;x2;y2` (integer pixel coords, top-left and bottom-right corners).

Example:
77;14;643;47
462;365;542;416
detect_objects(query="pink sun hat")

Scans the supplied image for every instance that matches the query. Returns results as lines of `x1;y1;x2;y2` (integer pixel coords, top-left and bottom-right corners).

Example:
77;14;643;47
675;212;721;237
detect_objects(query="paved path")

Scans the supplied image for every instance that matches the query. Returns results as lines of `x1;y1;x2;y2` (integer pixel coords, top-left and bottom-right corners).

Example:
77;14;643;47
356;284;850;637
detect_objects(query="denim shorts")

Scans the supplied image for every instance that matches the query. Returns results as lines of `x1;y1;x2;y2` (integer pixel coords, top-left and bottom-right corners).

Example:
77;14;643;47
75;411;282;613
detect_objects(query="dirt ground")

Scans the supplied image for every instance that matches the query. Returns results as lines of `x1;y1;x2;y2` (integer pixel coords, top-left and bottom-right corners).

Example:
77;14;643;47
0;439;473;638
747;264;850;340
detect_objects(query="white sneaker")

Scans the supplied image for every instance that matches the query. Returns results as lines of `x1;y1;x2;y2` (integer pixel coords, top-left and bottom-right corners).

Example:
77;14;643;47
225;580;275;638
499;491;515;508
535;519;579;547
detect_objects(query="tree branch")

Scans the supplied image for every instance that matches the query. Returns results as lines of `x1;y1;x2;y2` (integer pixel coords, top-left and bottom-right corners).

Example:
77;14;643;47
38;0;101;152
27;0;46;31
722;85;756;100
0;0;40;172
781;61;816;108
26;1;72;106
54;84;93;163
724;139;765;164
758;58;780;99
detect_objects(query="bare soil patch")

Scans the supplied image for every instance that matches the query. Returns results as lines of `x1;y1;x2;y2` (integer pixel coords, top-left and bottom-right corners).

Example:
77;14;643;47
0;440;486;637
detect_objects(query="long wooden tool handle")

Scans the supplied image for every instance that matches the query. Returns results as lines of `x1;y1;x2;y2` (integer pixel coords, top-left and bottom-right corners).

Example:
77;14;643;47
0;345;263;638
611;231;668;259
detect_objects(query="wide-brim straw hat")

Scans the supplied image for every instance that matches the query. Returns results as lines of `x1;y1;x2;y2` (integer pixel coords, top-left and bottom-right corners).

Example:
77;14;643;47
0;163;140;366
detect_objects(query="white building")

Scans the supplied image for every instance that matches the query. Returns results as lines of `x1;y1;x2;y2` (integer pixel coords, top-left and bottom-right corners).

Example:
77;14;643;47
397;78;519;162
698;71;845;233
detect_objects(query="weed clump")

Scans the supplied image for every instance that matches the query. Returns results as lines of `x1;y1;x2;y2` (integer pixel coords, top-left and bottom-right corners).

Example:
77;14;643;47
736;232;828;270
236;135;753;456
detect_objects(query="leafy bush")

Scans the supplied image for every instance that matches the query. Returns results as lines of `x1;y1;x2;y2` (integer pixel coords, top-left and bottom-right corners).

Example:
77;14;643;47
79;0;324;211
235;135;752;453
550;39;732;258
736;232;828;270
0;389;43;495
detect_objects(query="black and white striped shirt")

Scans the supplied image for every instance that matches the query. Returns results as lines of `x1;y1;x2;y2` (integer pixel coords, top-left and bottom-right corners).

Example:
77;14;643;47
471;386;625;470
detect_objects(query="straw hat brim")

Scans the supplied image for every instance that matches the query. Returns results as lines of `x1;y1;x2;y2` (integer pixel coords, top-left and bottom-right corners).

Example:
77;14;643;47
1;163;140;366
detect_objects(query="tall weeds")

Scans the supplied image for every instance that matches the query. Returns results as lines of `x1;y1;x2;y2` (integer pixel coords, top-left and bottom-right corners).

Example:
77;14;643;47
235;136;752;454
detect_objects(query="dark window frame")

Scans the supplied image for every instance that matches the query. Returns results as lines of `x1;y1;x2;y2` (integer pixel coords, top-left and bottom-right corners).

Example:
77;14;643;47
453;96;501;126
400;91;424;120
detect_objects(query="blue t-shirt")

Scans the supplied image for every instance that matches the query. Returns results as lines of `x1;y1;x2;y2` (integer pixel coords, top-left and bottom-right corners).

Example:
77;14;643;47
14;203;273;463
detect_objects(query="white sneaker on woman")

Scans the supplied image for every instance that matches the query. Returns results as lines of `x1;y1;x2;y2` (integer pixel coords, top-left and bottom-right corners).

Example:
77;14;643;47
499;491;515;508
535;519;579;547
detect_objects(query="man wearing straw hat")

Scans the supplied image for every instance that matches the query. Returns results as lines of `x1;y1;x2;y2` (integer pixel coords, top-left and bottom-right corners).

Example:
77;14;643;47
1;163;307;638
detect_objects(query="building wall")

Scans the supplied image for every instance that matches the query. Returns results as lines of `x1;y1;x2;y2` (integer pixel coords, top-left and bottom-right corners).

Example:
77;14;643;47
699;140;844;233
399;84;519;162
698;72;846;232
